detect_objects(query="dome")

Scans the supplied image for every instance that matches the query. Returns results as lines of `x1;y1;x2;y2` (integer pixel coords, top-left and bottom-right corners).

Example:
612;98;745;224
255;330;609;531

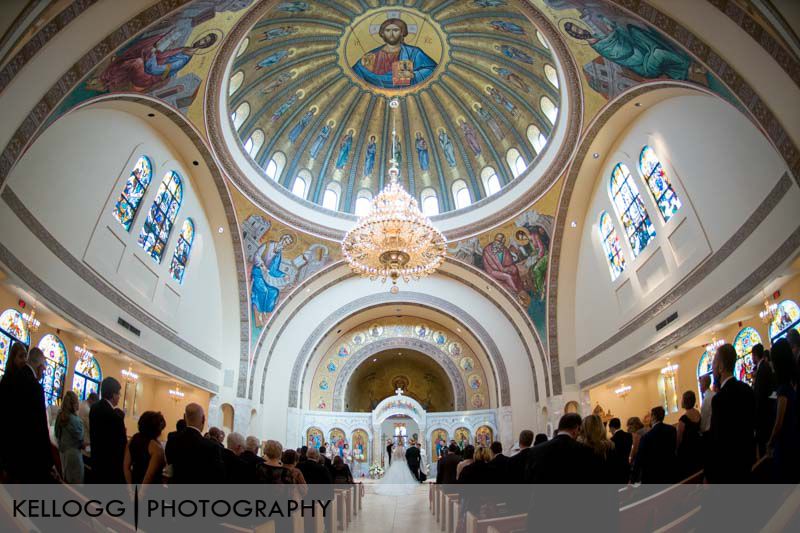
224;0;565;220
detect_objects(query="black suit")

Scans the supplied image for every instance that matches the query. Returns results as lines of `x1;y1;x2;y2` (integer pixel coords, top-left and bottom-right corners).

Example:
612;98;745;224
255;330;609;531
386;444;393;465
506;447;533;483
752;360;776;457
239;450;265;470
707;377;755;483
524;435;598;484
610;430;633;484
436;452;461;484
169;427;225;484
222;448;255;483
405;446;421;480
89;398;127;483
7;366;53;482
488;453;510;483
635;422;677;484
297;459;332;484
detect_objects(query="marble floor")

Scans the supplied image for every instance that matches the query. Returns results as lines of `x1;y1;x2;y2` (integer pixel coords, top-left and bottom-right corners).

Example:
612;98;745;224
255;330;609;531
346;482;437;532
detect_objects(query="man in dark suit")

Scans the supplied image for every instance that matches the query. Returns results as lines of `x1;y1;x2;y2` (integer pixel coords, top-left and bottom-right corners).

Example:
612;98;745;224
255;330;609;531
436;443;461;484
318;445;333;477
634;406;677;484
524;414;597;483
488;441;510;483
751;343;775;458
386;439;394;466
405;440;421;481
608;417;633;484
170;403;225;483
89;377;127;483
707;343;755;483
222;432;253;483
6;347;55;483
297;447;332;484
165;419;185;466
507;430;535;483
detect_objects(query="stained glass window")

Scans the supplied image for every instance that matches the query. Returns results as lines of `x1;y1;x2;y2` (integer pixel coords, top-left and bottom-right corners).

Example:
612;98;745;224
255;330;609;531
697;349;713;380
598;211;626;280
137;171;183;263
420;188;439;216
733;327;761;386
769;300;800;341
0;308;29;379
72;351;102;401
540;96;557;125
453;180;471;209
638;146;682;222
37;334;67;407
169;218;195;284
527;125;547;154
112;156;153;231
609;163;656;257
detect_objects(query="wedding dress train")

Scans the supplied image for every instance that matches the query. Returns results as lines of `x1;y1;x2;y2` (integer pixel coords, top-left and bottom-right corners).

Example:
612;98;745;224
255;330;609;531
374;444;418;496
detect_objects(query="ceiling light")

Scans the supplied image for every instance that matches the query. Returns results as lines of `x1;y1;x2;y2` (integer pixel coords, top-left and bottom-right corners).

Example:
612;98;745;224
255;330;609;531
614;383;632;398
592;153;599;159
634;102;642;107
23;307;41;333
570;221;577;228
218;227;224;234
122;366;139;382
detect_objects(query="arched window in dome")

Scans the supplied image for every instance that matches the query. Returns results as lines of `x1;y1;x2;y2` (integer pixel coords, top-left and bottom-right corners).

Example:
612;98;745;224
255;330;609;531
322;182;341;210
506;148;526;178
229;71;244;96
536;29;549;49
544;64;559;88
236;37;249;58
769;300;800;341
292;171;310;199
733;327;761;386
0;309;29;380
72;350;102;401
231;102;249;130
169;218;195;284
480;167;501;196
527;125;547;154
452;180;471;209
137;171;183;263
244;129;264;158
598;211;626;280
420;188;439;216
355;190;373;216
112;156;153;231
265;152;286;181
540;96;557;125
37;334;68;407
609;163;656;258
638;146;682;222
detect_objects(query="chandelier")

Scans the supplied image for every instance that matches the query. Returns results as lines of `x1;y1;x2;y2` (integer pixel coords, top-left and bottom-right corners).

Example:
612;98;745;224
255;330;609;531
22;306;40;333
759;294;778;324
341;99;446;293
705;333;725;354
614;383;632;399
660;360;679;378
75;340;93;360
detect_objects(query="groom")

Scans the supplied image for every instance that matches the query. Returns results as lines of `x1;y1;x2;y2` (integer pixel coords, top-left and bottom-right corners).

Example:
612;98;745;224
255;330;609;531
406;439;421;482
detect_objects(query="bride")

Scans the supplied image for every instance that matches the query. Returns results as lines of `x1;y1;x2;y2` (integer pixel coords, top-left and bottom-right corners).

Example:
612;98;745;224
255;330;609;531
374;438;419;495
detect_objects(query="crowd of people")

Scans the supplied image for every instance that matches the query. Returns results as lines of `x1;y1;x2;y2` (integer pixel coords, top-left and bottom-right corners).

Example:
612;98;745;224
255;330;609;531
1;331;799;487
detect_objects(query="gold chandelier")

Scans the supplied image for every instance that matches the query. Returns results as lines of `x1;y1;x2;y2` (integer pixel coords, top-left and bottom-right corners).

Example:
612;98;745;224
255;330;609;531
342;99;446;293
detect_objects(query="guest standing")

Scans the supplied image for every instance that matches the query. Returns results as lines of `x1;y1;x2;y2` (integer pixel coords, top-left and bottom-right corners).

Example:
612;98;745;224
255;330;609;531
706;344;755;483
257;440;294;483
751;343;776;458
331;455;354;484
123;411;166;488
222;432;252;483
608;417;632;484
626;416;646;482
766;339;800;482
676;391;703;479
297;447;332;484
456;444;475;480
282;449;308;496
533;433;548;446
90;377;127;483
634;406;677;484
0;343;28;478
698;374;715;435
435;443;461;484
507;430;534;483
579;414;615;483
240;435;266;469
78;392;98;448
170;403;225;483
488;441;509;483
55;390;84;484
524;414;596;483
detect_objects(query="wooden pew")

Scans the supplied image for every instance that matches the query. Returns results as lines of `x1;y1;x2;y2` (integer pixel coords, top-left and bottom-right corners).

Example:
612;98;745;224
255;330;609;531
465;511;527;533
444;492;459;533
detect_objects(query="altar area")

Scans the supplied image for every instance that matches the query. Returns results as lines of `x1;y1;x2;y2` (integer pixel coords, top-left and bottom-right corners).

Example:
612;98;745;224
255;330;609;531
289;392;501;477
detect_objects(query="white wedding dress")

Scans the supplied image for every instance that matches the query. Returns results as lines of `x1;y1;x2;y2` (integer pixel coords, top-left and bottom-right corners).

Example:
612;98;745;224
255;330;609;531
374;444;419;495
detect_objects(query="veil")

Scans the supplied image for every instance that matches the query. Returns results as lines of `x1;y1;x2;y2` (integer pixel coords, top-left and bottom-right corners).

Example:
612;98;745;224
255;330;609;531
374;440;418;495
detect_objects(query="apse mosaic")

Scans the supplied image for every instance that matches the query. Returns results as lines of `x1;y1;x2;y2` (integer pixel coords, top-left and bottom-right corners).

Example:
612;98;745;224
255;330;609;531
310;317;489;412
454;427;471;450
431;428;448;458
229;0;562;214
475;425;494;447
351;429;369;463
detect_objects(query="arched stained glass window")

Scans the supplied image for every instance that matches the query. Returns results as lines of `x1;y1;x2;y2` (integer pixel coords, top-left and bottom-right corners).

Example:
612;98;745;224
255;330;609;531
527;125;547;154
265;152;286;181
0;309;29;379
169;218;195;284
38;334;67;407
480;167;501;196
506;148;525;178
292;172;309;198
769;300;800;341
72;350;102;401
540;96;557;125
137;171;183;263
544;64;559;88
228;71;244;96
322;182;340;210
598;211;626;280
609;163;656;257
639;146;682;222
355;190;373;216
244;129;264;158
112;156;153;231
420;188;439;216
733;327;761;386
452;180;471;209
231;102;250;130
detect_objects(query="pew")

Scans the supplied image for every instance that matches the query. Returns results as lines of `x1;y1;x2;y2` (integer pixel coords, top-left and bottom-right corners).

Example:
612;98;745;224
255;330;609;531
444;492;459;533
465;511;527;533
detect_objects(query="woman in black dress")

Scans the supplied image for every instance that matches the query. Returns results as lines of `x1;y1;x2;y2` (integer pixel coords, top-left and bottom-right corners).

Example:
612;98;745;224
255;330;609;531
124;411;166;488
676;391;703;480
331;455;354;484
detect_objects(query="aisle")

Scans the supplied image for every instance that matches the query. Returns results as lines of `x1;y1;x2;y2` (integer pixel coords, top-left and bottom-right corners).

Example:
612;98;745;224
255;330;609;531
346;482;436;532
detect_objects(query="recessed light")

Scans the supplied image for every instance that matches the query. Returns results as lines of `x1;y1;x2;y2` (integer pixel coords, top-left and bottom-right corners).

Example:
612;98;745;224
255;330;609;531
192;160;199;166
456;327;461;332
634;102;642;107
373;358;377;362
592;153;600;159
217;227;224;234
570;221;577;228
147;113;155;117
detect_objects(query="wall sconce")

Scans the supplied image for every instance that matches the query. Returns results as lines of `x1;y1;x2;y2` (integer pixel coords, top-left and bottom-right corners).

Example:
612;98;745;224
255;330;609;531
614;383;632;399
75;341;93;360
121;366;139;382
705;333;725;354
121;365;139;416
660;360;679;377
759;295;778;324
22;307;41;333
169;385;185;402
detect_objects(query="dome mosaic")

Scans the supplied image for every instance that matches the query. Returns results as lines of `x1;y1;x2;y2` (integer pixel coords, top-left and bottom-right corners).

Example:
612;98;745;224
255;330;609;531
226;0;563;216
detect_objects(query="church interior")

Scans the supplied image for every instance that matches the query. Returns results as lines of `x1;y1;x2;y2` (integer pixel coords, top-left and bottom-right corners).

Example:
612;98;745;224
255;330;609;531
1;0;799;530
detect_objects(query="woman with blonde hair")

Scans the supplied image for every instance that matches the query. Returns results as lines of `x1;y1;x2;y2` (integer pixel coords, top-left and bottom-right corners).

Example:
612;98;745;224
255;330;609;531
55;390;84;483
579;414;615;482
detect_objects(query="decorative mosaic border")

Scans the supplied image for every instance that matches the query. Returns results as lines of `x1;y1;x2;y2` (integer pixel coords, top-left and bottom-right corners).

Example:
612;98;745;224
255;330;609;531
0;241;219;392
706;0;800;87
576;171;793;365
580;222;800;388
203;0;584;242
1;185;222;369
330;337;467;412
